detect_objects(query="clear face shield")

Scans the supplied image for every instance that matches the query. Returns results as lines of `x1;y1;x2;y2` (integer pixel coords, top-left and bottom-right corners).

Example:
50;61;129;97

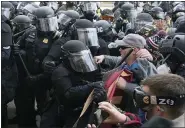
155;12;165;20
83;2;97;13
135;21;153;31
2;8;11;19
37;17;59;32
77;28;100;47
68;49;98;72
57;13;72;27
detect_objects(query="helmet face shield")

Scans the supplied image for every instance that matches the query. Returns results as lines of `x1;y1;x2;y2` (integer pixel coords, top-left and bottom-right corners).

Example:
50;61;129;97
134;21;153;31
155;12;165;20
2;8;11;19
58;13;72;26
77;28;99;47
83;2;97;12
37;16;58;32
68;49;98;72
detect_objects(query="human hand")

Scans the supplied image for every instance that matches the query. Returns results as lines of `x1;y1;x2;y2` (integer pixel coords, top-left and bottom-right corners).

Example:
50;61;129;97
94;55;105;64
43;61;56;73
99;102;127;124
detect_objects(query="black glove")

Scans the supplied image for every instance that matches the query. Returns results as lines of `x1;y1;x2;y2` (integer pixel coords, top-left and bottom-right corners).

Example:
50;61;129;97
26;75;39;82
43;61;56;73
12;44;20;55
91;81;107;103
26;74;45;85
131;68;145;84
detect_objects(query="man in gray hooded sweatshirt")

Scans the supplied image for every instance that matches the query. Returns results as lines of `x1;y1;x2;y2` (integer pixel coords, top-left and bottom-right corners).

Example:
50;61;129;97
94;34;157;122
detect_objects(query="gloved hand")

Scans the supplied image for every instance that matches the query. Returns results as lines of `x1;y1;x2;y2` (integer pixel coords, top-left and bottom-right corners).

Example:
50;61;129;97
43;61;56;73
91;81;107;103
26;74;45;85
131;68;145;84
26;75;39;82
12;44;20;55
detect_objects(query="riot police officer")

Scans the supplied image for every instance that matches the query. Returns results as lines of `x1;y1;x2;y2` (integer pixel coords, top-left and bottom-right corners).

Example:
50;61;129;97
115;3;137;33
12;15;35;42
2;14;18;128
159;33;185;78
43;18;110;74
80;2;100;22
13;6;59;127
94;20;117;43
42;10;80;74
40;40;107;128
2;1;15;20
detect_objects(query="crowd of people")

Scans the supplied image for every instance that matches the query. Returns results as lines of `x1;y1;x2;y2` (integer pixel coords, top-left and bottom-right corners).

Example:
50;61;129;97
1;1;185;128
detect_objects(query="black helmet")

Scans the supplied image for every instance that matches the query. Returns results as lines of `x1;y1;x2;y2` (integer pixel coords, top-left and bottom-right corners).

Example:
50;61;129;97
94;20;116;42
57;10;79;30
62;40;97;73
159;34;185;66
101;9;114;22
72;19;99;47
12;15;32;32
34;6;58;32
22;3;39;18
1;2;15;19
150;7;165;20
135;13;154;31
120;3;136;19
34;6;54;18
94;20;112;35
172;3;185;22
174;16;185;28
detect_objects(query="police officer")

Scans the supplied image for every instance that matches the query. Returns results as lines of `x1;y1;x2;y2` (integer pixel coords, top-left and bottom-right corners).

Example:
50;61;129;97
134;13;154;33
2;1;15;20
42;10;80;74
2;14;18;128
43;18;110;74
81;2;100;22
40;40;107;128
159;33;185;78
12;15;35;42
12;6;59;127
94;20;117;43
115;3;137;34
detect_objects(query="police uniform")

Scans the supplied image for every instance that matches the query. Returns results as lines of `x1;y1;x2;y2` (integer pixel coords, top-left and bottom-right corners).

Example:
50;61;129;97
40;40;107;128
2;15;18;128
13;6;59;127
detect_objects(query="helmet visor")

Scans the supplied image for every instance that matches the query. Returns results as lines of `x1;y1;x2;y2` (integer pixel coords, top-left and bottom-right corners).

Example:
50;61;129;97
156;12;165;20
135;21;153;31
2;8;11;19
37;17;59;32
83;2;97;12
77;28;99;47
69;49;98;72
57;13;72;26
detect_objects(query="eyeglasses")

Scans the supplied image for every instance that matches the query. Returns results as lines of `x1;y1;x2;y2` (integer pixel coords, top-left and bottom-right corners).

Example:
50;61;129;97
118;46;131;50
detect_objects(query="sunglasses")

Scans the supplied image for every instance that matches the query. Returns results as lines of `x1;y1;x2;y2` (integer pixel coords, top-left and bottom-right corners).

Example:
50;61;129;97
118;46;131;50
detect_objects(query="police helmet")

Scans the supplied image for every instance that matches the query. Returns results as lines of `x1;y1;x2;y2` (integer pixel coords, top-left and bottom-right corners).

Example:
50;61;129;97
62;40;97;73
150;7;165;20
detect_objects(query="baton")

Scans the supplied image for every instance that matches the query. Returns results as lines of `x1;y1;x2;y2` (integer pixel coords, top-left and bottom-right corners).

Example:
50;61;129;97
114;48;134;68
